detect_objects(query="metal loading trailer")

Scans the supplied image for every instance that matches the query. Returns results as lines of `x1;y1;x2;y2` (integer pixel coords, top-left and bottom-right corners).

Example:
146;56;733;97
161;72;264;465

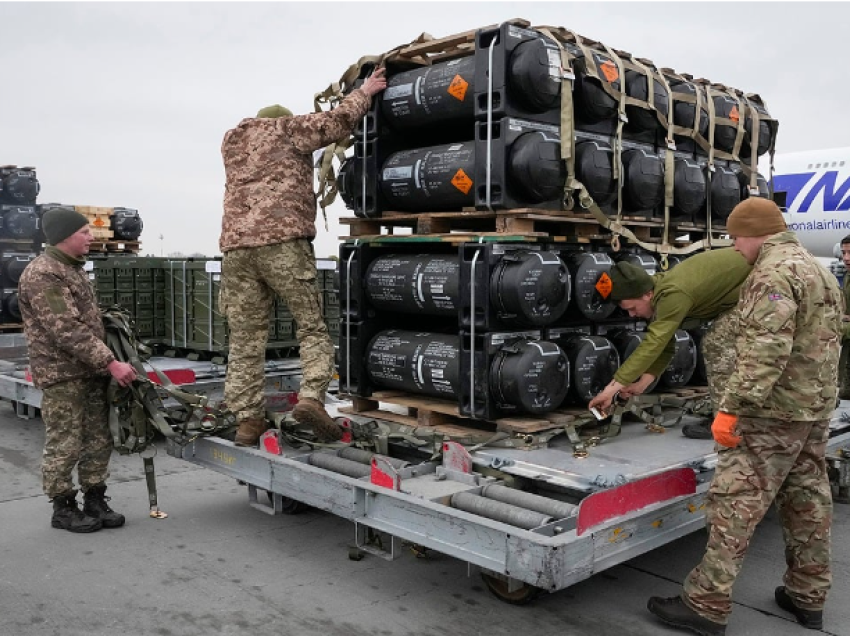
165;402;850;604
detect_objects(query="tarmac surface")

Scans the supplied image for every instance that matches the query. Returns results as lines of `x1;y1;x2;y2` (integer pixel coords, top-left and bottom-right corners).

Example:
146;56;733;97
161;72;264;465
0;400;848;636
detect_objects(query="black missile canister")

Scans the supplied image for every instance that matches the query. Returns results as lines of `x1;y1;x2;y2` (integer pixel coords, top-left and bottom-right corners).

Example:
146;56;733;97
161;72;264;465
659;329;697;388
380;57;476;131
367;331;461;399
365;255;460;316
489;339;570;414
379;143;475;212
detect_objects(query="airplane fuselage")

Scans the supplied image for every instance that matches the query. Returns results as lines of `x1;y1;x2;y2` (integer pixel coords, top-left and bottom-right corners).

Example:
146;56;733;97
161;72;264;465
768;148;850;257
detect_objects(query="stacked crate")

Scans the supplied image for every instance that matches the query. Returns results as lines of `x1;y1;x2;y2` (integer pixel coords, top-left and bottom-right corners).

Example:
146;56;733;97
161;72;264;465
91;256;166;340
90;255;339;358
330;19;778;424
1;166;42;329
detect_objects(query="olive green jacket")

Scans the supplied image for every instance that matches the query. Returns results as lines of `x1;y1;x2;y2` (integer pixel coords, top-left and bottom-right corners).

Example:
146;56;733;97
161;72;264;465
614;248;752;385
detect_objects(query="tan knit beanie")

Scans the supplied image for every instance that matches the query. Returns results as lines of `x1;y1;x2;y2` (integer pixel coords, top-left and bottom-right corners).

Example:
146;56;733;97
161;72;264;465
725;197;787;237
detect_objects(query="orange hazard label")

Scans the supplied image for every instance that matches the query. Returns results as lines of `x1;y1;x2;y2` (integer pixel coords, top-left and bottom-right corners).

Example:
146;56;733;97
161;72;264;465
595;272;613;299
92;217;106;227
448;74;469;102
451;169;473;195
729;105;740;123
600;60;619;84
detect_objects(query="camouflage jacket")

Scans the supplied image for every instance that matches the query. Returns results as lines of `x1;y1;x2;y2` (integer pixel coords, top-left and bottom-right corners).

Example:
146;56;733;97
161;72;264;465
219;88;371;252
614;248;752;385
720;232;842;421
18;247;114;389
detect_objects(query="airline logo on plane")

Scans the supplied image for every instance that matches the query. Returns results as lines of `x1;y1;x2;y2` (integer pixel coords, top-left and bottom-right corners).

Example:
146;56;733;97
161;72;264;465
773;171;850;212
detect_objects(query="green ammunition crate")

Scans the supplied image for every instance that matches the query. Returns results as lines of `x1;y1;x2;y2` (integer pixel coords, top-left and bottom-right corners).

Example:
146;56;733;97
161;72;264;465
96;291;116;308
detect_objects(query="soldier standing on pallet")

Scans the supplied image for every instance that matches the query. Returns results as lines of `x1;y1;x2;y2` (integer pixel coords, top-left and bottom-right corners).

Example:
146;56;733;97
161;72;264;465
219;67;387;446
588;246;751;439
648;198;841;635
18;208;137;533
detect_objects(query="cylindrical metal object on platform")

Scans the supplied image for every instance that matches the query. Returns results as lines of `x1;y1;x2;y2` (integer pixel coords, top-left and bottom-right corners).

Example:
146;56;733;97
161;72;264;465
481;484;577;520
308;453;372;479
337;447;409;470
450;491;553;530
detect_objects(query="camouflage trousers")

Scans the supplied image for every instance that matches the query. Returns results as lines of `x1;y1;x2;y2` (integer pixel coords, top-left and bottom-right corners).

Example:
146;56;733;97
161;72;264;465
701;308;740;413
682;416;833;624
221;240;334;421
41;378;112;498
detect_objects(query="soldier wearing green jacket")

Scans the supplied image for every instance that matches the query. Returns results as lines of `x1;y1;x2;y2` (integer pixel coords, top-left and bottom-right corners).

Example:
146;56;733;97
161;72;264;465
588;247;752;438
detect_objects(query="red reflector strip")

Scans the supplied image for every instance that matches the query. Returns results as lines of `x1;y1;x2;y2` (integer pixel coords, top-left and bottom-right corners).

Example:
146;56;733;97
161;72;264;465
147;369;196;385
576;467;697;536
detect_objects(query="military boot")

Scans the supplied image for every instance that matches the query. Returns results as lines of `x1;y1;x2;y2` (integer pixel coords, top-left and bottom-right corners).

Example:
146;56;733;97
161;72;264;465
234;417;268;447
774;586;823;630
682;419;713;440
292;398;343;442
83;484;126;528
51;490;102;533
647;595;726;636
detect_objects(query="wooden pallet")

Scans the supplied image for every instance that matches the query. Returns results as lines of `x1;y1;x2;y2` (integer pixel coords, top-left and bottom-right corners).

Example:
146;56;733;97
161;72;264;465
339;386;712;436
89;240;141;254
389;18;530;65
340;209;730;249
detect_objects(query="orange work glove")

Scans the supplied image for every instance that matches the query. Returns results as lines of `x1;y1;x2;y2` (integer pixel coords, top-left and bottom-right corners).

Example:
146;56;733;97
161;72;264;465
711;412;741;448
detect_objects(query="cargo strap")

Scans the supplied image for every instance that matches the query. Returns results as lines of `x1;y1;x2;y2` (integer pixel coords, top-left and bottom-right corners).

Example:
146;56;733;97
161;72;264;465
610;394;697;434
271;411;559;457
313;32;436;221
536;29;728;257
103;308;235;515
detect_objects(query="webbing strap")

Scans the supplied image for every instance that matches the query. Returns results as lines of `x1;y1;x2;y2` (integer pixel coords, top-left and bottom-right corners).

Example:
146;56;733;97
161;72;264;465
103;309;229;456
313;33;436;216
536;27;578;211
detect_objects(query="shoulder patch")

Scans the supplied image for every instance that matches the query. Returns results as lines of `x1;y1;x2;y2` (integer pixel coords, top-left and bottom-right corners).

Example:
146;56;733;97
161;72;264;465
44;287;68;314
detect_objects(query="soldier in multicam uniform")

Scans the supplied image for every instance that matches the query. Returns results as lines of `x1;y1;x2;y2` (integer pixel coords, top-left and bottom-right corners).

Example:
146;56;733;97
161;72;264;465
18;208;137;533
219;68;387;446
588;248;752;438
648;197;841;635
837;234;850;399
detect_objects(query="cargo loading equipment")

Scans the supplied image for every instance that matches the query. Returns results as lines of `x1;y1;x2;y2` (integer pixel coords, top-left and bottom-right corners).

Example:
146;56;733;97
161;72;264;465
165;399;850;603
2;333;848;602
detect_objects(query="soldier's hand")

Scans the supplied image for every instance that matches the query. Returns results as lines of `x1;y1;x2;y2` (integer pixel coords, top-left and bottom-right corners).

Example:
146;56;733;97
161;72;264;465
620;373;656;398
711;412;741;448
107;360;137;387
588;380;625;415
361;66;387;97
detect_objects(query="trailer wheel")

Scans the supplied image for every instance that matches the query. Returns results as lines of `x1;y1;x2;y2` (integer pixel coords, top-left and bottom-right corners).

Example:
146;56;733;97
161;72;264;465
480;572;542;605
265;490;308;514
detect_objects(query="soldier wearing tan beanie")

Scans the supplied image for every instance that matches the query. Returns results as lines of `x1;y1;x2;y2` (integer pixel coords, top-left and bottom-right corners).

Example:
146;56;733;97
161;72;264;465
725;197;787;238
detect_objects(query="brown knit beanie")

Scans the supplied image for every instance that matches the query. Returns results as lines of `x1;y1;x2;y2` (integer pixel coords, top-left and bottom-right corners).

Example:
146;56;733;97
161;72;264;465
609;261;655;301
725;197;787;237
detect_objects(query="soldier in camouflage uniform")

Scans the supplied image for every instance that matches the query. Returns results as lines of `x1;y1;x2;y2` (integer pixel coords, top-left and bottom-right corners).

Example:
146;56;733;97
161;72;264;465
648;197;841;635
219;68;387;446
837;234;850;399
18;208;137;533
588;248;751;438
